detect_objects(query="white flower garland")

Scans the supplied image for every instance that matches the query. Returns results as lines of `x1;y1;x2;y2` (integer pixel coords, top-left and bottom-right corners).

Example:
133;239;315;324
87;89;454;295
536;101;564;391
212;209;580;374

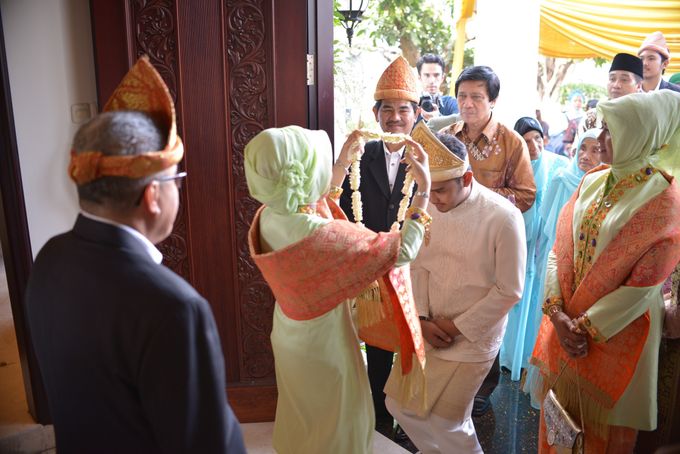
349;140;363;224
349;129;414;230
392;171;415;231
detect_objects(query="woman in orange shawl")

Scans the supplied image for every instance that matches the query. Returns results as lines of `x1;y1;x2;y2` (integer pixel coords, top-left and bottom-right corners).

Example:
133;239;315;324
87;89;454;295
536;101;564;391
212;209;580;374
530;90;680;453
245;126;431;454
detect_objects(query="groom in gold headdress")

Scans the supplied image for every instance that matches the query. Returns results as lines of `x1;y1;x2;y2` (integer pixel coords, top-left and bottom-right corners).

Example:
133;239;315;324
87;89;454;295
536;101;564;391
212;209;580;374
384;123;526;453
25;57;245;453
338;55;424;436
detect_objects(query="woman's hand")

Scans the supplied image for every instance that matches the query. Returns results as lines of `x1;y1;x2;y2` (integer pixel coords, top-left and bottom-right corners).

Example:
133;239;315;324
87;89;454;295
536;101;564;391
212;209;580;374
401;137;431;193
330;130;365;187
551;312;588;358
338;130;365;167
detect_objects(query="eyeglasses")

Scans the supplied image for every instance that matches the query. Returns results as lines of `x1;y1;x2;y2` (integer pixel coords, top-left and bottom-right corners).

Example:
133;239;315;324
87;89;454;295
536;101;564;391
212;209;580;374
155;171;187;189
134;171;187;205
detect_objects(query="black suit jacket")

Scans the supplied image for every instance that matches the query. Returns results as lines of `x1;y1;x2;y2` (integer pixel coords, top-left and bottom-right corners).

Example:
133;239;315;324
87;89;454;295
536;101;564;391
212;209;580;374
25;215;245;454
660;79;680;93
340;140;409;233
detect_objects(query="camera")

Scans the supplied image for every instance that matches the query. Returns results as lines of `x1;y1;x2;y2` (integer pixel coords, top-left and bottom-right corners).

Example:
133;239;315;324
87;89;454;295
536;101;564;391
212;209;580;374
419;94;435;112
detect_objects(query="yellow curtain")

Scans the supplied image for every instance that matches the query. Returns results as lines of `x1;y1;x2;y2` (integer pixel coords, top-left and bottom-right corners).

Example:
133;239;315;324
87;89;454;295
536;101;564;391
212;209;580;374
450;0;476;94
540;0;680;72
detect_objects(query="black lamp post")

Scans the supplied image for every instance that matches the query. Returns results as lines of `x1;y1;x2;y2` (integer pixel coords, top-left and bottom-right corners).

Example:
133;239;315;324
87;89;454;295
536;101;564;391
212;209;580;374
337;0;368;47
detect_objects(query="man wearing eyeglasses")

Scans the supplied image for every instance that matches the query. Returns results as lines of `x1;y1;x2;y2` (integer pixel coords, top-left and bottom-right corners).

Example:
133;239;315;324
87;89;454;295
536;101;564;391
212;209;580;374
24;58;245;453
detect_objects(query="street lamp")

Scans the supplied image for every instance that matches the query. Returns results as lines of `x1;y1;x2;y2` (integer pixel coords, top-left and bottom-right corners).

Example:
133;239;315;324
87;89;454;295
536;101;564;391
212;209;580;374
337;0;368;47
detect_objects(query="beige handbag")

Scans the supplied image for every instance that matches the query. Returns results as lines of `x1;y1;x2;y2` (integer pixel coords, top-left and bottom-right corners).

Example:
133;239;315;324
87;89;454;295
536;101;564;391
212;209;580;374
542;362;585;454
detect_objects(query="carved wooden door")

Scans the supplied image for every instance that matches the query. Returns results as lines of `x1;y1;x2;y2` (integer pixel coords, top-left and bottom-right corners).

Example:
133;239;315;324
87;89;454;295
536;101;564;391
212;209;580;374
90;0;333;422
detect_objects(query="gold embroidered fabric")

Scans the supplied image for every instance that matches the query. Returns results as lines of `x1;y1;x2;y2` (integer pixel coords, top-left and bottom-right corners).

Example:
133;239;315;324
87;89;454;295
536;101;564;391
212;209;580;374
374;56;419;103
411;121;468;182
574;167;657;286
445;119;536;213
68;55;184;185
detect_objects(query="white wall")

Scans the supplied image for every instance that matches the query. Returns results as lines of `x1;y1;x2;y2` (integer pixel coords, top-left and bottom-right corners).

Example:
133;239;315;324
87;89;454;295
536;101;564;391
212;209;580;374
1;0;97;256
473;0;540;127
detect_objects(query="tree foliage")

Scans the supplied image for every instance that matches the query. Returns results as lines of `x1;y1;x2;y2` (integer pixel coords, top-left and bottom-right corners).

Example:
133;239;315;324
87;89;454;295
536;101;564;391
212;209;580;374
340;0;473;92
559;82;607;104
361;0;455;66
537;57;575;102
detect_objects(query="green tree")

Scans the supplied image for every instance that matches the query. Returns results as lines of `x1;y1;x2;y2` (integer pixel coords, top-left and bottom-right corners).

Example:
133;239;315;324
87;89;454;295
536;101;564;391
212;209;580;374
537;57;575;102
559;82;607;104
363;0;454;64
347;0;472;92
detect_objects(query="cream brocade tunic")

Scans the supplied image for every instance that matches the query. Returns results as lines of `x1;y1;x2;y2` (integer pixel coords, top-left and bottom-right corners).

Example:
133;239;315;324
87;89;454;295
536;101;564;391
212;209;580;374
544;168;668;430
259;209;423;454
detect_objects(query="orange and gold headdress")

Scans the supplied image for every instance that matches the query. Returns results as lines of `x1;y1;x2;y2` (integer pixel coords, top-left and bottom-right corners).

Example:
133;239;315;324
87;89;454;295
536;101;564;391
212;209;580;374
411;121;468;182
68;55;184;185
374;56;419;103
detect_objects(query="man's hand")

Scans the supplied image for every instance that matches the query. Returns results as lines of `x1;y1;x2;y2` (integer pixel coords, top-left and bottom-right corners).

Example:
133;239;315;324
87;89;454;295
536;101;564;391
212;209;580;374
421;319;453;348
421;104;440;121
432;318;461;339
550;312;588;358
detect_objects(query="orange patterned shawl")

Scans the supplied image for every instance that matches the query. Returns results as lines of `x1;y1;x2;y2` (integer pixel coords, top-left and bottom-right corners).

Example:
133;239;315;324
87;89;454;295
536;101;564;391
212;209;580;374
249;197;426;374
532;171;680;417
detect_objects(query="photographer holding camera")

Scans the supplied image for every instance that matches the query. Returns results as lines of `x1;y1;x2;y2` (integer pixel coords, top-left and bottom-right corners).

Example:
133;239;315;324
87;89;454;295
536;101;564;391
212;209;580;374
417;54;459;121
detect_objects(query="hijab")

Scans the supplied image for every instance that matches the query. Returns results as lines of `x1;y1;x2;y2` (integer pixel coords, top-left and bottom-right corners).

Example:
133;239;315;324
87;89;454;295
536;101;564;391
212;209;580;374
541;128;601;247
244;126;332;215
599;90;680;179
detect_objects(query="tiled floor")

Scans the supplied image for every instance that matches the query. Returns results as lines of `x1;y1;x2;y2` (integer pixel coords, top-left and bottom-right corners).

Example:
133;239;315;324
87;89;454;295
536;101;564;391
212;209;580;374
475;370;539;454
0;261;35;436
241;422;409;453
0;255;538;453
389;369;540;454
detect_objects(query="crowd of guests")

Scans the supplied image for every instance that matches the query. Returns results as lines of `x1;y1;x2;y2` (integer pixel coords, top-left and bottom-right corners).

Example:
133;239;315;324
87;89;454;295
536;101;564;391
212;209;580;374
21;29;680;454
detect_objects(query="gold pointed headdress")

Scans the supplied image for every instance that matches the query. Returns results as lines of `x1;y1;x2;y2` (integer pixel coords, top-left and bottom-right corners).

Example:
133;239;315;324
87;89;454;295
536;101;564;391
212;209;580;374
68;55;184;185
411;121;468;182
374;56;419;103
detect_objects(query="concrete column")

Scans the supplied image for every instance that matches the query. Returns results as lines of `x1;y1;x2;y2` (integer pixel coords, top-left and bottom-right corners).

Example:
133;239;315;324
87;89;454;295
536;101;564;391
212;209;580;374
473;0;540;127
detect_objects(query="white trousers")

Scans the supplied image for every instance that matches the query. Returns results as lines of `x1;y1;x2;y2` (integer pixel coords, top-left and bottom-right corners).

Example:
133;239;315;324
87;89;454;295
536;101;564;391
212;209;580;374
385;396;483;454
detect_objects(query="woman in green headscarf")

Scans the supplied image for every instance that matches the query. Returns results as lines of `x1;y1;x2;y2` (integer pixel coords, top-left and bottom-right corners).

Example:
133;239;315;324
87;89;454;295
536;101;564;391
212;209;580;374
245;126;431;454
531;90;680;453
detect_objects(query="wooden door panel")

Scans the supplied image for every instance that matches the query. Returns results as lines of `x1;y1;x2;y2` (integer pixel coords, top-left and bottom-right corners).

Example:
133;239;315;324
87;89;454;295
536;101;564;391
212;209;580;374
90;0;317;422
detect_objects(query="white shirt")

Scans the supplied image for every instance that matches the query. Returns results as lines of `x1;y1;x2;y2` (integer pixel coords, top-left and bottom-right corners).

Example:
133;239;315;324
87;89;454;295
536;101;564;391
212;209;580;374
643;77;662;93
80;210;163;264
411;180;527;362
382;142;405;192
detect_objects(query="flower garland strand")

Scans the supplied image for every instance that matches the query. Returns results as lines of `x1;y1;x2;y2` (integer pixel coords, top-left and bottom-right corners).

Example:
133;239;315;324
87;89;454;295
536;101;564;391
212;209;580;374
392;163;415;231
349;139;364;225
348;129;414;230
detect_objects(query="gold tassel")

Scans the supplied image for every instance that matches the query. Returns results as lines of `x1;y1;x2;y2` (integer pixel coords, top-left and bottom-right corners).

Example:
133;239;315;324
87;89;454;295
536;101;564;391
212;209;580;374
392;352;428;417
355;280;385;328
544;365;611;438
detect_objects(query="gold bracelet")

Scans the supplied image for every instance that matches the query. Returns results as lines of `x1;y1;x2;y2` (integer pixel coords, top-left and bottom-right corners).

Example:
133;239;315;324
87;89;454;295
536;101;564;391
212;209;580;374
406;206;432;245
575;313;605;342
545;304;563;318
542;296;564;316
406;206;432;224
328;185;343;201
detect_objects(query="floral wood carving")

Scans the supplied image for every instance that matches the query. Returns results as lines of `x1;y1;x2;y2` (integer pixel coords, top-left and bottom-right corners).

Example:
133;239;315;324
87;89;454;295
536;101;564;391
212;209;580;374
130;0;190;280
227;0;275;380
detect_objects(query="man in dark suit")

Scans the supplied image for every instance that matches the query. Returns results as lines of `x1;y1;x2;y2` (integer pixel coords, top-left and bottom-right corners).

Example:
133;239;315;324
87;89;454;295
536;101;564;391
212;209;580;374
25;58;245;454
638;31;680;93
339;56;422;437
